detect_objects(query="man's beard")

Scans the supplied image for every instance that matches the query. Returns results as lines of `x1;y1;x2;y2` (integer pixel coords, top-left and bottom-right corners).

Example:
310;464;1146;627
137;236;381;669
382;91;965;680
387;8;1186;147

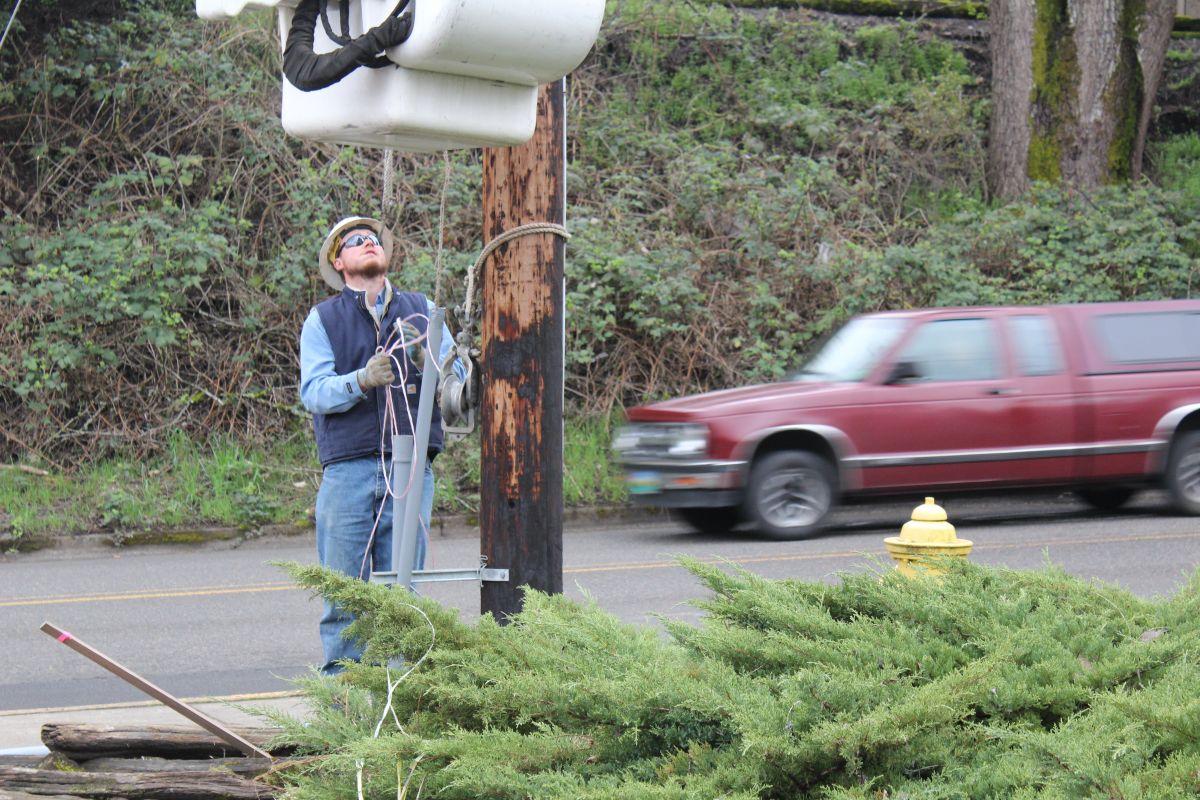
343;259;387;282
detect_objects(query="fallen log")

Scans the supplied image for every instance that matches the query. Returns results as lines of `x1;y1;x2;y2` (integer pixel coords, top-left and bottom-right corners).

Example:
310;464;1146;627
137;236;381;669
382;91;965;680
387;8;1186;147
0;766;277;800
40;724;287;761
81;756;276;778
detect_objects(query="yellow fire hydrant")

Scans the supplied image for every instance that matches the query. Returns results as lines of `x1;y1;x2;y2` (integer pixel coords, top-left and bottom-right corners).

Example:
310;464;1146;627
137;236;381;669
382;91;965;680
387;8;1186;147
884;497;973;577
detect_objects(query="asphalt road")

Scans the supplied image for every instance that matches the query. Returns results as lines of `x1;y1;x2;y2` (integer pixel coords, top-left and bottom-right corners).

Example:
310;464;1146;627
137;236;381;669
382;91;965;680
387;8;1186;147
2;490;1198;713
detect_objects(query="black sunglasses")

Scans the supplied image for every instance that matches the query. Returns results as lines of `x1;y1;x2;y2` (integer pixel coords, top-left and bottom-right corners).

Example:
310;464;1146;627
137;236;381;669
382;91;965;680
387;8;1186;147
337;232;381;254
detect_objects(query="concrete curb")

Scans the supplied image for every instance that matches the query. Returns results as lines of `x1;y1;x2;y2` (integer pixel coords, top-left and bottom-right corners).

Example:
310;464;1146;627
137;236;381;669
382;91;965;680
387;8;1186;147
0;692;311;753
3;506;671;555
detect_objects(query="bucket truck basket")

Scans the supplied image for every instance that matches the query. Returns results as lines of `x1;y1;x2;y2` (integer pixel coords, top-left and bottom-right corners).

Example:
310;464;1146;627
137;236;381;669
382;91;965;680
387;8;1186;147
195;0;604;151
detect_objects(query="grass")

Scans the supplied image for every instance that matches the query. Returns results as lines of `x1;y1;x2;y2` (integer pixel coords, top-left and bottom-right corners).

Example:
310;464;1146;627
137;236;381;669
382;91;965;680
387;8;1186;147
0;414;629;547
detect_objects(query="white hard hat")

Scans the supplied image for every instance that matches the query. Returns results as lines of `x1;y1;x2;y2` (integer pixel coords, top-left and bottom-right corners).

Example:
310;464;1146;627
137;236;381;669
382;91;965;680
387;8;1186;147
318;216;395;291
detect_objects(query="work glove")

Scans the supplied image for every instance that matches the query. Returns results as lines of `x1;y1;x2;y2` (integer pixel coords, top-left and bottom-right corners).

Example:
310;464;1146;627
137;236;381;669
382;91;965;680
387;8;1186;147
357;9;414;56
283;0;414;92
358;352;396;391
399;321;425;371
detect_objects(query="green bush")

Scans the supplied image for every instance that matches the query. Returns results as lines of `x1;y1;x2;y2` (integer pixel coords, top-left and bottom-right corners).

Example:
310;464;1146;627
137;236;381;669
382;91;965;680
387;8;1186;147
260;558;1200;798
813;183;1200;319
1152;132;1200;204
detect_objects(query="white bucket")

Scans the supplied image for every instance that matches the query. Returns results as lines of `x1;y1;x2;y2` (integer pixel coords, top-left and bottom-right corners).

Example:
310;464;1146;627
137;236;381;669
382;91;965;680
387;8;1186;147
196;0;603;152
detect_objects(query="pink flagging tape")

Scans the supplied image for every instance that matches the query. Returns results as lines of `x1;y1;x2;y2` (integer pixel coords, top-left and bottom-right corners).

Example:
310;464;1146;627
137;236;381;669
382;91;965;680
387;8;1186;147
57;632;72;643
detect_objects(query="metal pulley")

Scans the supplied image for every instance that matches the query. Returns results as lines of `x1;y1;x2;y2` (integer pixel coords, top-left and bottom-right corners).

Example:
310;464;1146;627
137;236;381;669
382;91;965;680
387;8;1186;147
439;329;480;438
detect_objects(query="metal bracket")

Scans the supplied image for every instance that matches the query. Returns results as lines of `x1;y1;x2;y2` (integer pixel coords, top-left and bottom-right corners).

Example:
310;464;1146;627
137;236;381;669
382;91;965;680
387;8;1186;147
372;556;507;586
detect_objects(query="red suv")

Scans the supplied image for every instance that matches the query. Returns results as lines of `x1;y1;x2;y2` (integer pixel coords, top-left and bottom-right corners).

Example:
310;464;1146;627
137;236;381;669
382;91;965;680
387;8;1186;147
613;300;1200;538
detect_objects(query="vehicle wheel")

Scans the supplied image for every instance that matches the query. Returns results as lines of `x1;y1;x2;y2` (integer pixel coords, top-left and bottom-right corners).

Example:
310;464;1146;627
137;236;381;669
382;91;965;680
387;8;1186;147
744;451;836;540
1076;486;1137;511
1166;430;1200;515
673;506;742;534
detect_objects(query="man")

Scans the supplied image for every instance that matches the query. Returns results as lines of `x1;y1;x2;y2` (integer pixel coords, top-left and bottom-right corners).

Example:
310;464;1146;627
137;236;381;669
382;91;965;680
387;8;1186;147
299;215;456;675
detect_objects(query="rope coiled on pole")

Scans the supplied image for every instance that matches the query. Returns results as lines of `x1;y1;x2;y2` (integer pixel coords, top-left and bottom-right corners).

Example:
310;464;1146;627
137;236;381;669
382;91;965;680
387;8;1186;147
461;222;571;325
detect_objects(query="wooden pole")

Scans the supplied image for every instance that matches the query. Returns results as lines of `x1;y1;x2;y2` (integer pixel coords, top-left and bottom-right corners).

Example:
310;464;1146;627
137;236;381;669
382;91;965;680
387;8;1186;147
479;79;566;620
39;622;272;759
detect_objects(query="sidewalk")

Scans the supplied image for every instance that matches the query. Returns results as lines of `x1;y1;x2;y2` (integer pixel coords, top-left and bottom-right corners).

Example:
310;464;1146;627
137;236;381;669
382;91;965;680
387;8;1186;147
0;692;311;754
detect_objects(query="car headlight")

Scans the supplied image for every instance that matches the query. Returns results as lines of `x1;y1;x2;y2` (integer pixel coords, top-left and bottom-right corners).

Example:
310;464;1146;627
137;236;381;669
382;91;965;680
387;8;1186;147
613;423;710;458
611;425;641;453
666;424;709;457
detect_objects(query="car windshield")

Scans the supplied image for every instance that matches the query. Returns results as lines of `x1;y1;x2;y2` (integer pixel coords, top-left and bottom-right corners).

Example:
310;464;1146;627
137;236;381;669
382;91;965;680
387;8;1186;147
790;317;909;382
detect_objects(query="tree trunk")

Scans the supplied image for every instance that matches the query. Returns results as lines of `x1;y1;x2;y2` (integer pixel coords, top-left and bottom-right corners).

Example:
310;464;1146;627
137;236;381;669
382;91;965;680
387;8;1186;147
80;757;275;777
987;0;1034;199
39;724;284;762
1131;0;1177;178
987;0;1177;200
0;766;275;800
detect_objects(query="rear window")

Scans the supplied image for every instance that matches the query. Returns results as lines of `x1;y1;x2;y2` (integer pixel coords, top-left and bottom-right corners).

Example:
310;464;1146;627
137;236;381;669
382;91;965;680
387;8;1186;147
1094;312;1200;364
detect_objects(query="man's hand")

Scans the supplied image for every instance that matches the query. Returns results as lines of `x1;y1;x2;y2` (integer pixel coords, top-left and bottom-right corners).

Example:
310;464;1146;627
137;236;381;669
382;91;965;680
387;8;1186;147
399;321;425;370
358;352;396;391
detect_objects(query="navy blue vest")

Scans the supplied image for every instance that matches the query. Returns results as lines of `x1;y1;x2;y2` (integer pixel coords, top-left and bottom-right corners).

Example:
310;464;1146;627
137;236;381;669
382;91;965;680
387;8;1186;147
312;286;444;467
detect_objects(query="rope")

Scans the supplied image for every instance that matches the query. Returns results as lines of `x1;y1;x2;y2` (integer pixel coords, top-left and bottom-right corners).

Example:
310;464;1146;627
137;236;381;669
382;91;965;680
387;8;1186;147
461;222;571;324
432;150;452;307
0;0;24;54
381;149;395;213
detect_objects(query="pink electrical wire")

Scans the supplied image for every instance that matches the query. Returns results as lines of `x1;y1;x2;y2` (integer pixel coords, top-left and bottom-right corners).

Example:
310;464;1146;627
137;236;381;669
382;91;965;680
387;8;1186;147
356;312;450;581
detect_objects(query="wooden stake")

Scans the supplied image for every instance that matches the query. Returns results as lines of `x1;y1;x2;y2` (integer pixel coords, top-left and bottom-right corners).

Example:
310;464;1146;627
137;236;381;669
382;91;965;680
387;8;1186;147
39;622;272;760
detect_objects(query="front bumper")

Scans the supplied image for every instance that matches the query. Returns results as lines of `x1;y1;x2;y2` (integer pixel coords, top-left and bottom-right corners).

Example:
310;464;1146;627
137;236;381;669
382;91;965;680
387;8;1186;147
618;459;746;508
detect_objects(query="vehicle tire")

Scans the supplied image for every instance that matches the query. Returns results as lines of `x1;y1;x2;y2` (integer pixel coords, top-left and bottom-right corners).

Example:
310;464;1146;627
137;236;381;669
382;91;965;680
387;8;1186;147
1076;486;1137;511
1166;430;1200;515
674;506;742;535
744;451;836;540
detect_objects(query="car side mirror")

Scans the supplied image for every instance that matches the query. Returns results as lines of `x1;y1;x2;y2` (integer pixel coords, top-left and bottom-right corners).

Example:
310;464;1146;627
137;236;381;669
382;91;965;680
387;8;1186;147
884;360;921;384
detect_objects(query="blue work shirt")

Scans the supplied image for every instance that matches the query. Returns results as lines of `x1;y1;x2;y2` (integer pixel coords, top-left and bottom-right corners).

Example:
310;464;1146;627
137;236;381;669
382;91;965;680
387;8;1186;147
299;281;463;417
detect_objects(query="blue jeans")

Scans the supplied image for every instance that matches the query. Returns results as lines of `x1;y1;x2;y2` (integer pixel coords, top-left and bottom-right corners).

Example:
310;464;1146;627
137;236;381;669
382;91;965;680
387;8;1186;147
315;455;433;674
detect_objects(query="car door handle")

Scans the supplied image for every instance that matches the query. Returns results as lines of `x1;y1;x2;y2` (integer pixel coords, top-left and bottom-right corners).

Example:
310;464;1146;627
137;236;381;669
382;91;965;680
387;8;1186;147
986;387;1019;396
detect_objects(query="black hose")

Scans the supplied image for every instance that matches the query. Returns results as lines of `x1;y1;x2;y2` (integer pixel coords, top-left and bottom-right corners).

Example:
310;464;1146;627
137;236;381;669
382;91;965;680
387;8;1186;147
283;0;414;93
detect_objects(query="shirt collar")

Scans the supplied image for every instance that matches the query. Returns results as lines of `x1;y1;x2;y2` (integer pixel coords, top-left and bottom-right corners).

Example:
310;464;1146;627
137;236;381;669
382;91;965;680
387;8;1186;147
346;279;393;322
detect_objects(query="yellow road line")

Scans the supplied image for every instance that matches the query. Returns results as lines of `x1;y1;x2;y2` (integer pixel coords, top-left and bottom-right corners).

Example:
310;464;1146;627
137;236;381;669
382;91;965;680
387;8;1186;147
3;530;1196;606
1;583;297;607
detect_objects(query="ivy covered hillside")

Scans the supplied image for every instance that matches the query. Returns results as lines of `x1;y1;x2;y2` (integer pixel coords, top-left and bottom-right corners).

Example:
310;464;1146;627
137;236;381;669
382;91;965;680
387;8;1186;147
0;1;1198;531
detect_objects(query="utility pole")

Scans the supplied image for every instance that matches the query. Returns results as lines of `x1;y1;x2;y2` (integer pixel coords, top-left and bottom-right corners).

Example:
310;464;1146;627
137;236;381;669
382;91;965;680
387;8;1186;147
479;79;566;620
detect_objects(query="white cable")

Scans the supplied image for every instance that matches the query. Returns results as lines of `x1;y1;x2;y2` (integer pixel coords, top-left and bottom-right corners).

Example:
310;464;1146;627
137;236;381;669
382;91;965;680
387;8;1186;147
372;601;436;739
0;0;24;54
358;312;437;580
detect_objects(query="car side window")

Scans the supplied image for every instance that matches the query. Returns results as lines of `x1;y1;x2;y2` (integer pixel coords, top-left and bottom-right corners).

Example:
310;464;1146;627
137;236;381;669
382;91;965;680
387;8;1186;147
895;318;1000;382
1094;312;1200;363
1009;314;1064;376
